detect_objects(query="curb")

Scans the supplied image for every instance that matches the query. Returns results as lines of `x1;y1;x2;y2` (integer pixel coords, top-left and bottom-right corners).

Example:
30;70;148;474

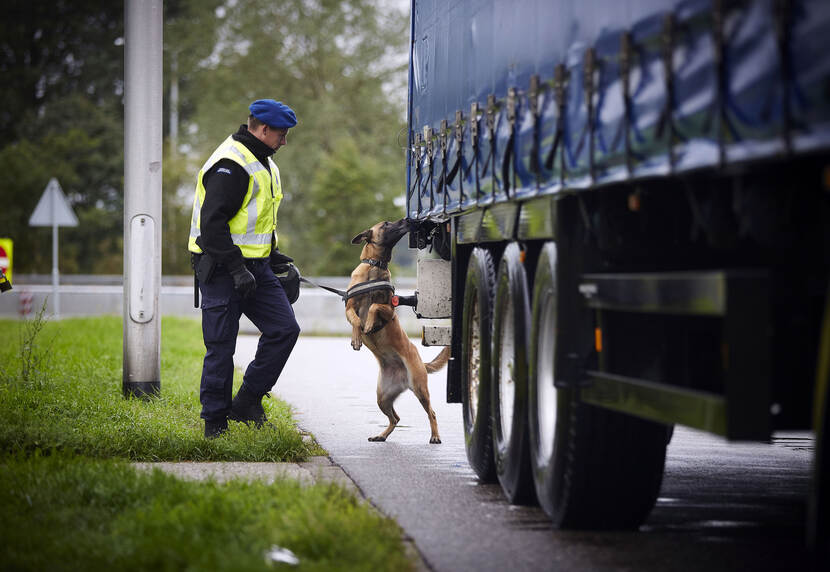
131;455;359;496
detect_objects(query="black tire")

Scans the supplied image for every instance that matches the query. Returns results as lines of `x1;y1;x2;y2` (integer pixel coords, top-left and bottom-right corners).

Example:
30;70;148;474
808;285;830;559
492;243;536;504
461;247;497;482
528;242;668;529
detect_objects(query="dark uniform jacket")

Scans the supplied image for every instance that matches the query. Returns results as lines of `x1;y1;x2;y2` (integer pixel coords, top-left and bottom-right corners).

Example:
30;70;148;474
197;124;277;272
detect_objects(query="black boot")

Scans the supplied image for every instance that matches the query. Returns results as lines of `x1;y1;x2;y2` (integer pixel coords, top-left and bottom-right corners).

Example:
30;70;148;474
228;383;270;427
204;418;228;439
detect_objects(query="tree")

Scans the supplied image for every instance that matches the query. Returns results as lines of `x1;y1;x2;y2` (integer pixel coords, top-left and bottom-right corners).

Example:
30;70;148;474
0;94;124;274
0;1;124;144
176;0;409;272
0;0;411;277
0;1;124;274
305;138;403;275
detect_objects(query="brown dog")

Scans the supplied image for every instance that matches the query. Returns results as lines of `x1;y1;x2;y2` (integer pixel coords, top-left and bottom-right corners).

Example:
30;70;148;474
346;218;449;444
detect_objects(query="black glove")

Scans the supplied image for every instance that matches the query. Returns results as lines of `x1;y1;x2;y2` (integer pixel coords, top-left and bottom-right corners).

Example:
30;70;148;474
230;265;256;298
269;249;294;274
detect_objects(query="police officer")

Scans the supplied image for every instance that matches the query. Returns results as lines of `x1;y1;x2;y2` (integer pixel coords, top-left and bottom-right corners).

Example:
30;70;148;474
188;99;301;438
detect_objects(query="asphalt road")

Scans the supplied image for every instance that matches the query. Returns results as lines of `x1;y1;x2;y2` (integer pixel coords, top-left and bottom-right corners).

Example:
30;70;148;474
235;335;815;572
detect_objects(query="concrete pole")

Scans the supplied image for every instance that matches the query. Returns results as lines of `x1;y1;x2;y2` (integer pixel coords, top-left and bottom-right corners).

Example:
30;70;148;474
169;51;179;155
123;0;163;398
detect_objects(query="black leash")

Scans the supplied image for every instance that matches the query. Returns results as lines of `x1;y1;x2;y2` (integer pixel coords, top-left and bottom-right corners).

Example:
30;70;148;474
300;257;391;300
299;276;348;298
299;276;411;305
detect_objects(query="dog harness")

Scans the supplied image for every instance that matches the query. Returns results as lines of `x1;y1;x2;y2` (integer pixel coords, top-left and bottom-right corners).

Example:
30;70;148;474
343;278;394;301
343;257;394;301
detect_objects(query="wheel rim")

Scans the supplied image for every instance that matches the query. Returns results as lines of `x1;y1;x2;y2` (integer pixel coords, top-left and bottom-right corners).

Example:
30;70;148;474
536;291;557;462
499;292;516;444
468;296;481;422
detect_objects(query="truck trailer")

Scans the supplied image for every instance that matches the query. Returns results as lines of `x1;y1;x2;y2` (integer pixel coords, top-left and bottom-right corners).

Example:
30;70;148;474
402;0;830;548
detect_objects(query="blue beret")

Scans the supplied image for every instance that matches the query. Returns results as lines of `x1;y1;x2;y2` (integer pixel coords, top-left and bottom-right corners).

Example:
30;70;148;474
249;99;297;129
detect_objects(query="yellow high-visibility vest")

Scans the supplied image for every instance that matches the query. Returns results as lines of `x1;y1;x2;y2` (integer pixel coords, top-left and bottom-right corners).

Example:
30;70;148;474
188;136;282;257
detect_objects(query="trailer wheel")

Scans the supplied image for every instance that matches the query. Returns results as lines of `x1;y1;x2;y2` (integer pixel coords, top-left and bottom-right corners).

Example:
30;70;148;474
492;243;536;503
808;284;830;559
529;242;667;529
461;247;497;481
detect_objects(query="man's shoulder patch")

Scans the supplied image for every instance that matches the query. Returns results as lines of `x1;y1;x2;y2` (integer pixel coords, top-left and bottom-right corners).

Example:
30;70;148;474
216;167;232;175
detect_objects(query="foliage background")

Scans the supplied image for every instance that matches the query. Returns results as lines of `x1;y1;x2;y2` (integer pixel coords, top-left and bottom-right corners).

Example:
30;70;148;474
0;0;410;277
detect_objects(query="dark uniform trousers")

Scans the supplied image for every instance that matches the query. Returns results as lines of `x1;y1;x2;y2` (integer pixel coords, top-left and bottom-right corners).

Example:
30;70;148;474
198;258;300;422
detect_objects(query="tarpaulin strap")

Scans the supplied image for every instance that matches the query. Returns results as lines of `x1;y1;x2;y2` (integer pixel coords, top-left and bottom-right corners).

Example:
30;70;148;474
454;110;466;203
437;111;466;198
583;48;597;177
435;118;450;212
500;87;517;197
436;152;461;195
421;126;435;210
408;131;423;212
482;94;498;186
654;13;688;165
463;134;478;182
501;132;515;196
611;32;632;165
529;75;542;178
568;49;596;167
545;64;569;171
438;145;463;197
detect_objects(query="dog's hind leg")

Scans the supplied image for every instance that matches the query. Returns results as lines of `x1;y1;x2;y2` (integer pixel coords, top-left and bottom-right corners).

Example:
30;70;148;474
411;372;441;444
369;395;400;442
369;367;405;442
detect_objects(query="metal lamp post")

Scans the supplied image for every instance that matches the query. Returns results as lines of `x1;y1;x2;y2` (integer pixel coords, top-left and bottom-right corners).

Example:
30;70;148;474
123;0;163;398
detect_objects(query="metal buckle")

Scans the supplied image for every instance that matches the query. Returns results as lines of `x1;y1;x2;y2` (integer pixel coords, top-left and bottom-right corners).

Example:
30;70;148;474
507;87;517;126
423;125;434;158
553;64;568;109
486;94;496;134
583;48;596;109
529;75;540;118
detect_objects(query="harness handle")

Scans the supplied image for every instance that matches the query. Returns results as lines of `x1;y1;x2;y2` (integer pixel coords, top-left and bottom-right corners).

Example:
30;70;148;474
391;294;417;308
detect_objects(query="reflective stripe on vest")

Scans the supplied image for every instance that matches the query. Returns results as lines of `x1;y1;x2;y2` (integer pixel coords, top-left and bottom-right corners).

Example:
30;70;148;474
187;136;282;257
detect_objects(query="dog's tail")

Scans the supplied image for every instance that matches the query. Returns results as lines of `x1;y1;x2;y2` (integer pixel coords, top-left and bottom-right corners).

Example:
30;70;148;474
425;347;451;373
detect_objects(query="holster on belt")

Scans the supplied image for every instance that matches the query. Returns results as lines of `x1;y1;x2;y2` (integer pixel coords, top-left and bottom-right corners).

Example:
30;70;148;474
191;251;218;308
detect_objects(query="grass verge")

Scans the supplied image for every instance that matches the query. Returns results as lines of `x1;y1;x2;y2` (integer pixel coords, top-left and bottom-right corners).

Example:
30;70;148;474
0;313;411;571
0;450;411;572
0;314;322;461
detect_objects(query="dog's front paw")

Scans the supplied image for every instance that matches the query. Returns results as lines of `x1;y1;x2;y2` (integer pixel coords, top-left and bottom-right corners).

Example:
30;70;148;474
351;338;362;351
368;435;386;442
429;436;442;444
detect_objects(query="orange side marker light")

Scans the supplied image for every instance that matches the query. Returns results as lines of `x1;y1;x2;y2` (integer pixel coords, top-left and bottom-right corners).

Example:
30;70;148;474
595;327;603;353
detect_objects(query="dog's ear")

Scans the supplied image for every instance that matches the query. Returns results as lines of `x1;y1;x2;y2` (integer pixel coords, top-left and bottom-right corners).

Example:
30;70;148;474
351;228;372;245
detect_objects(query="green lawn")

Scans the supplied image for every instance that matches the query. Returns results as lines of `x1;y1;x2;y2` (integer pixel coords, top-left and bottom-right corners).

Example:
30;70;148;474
0;313;411;572
0;314;315;460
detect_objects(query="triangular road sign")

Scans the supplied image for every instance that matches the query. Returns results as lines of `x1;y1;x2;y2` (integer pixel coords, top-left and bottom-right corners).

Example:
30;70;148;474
29;178;79;227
